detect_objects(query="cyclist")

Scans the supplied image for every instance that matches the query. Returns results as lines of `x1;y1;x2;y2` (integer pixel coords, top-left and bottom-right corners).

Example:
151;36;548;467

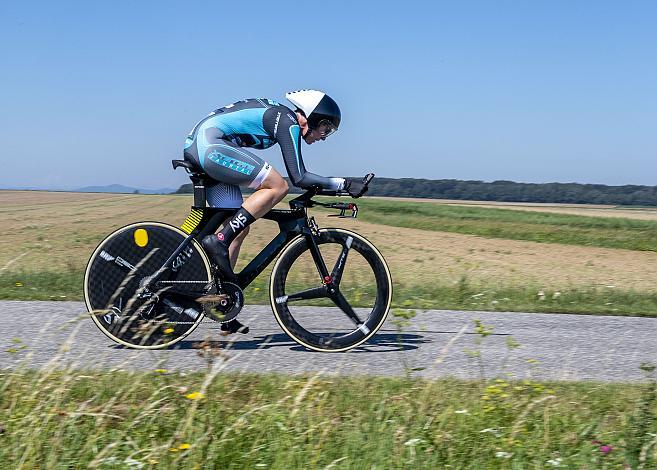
183;90;367;331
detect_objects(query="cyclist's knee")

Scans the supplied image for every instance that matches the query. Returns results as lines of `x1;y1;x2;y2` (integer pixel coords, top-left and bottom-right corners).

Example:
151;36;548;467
261;169;288;199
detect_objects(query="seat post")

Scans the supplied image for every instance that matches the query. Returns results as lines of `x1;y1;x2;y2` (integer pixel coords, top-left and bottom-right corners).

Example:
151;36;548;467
190;174;207;208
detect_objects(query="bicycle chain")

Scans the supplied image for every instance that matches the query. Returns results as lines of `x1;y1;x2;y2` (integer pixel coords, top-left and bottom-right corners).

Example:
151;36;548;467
156;280;210;284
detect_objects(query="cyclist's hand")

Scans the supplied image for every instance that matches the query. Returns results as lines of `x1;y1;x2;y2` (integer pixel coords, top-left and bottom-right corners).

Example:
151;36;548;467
344;178;369;198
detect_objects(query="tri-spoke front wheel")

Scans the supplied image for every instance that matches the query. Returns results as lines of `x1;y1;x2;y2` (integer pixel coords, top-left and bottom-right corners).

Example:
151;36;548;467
269;229;392;352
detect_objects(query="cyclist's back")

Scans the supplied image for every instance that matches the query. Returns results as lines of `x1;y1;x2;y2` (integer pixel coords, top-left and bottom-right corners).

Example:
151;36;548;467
184;97;347;191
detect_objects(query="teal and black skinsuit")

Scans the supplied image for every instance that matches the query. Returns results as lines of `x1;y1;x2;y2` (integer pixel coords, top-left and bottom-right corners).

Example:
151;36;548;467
184;98;345;190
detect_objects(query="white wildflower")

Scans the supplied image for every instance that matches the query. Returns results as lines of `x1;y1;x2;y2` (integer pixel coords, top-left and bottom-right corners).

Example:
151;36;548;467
124;458;144;468
404;438;423;446
546;457;562;467
454;409;469;414
495;451;512;459
479;428;502;437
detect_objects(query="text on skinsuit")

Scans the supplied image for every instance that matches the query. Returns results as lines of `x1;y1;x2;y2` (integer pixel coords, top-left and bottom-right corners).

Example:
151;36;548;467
273;112;281;135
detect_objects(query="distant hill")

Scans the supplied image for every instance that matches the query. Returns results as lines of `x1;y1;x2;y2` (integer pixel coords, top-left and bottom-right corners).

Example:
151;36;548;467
75;184;176;194
174;177;657;206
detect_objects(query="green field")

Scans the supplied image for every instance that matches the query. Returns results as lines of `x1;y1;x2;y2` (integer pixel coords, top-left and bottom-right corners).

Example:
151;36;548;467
350;199;657;251
2;191;657;468
2;368;655;468
2;190;657;316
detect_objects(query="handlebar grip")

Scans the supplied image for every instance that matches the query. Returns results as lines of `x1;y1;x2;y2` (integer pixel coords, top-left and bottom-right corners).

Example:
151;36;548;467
362;173;375;185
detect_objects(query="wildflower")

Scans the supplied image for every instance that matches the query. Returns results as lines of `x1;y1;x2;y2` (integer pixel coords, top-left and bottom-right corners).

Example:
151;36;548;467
254;287;261;292
552;292;561;299
404;438;422;446
124;458;144;468
185;392;205;400
163;328;174;334
495;451;512;459
454;409;469;414
599;445;613;454
479;428;501;437
546;457;562;466
169;448;179;453
178;443;191;450
15;282;23;287
154;369;168;374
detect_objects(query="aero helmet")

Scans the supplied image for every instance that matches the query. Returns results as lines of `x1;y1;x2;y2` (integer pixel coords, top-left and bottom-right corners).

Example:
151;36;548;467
285;89;341;136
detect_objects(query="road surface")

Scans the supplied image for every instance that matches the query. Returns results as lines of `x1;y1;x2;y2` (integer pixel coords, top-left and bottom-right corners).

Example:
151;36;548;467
1;301;655;382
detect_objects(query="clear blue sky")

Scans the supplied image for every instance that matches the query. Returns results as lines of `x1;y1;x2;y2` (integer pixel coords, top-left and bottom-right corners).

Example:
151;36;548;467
1;0;656;190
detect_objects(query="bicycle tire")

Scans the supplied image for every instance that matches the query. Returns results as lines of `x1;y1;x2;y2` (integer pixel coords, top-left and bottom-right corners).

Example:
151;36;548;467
84;222;211;349
269;228;392;352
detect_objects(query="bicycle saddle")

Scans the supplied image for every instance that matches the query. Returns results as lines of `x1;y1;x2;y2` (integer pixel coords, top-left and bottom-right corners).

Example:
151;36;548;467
171;159;196;171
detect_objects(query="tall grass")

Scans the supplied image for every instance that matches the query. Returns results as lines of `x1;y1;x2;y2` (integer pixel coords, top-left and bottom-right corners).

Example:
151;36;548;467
1;319;655;468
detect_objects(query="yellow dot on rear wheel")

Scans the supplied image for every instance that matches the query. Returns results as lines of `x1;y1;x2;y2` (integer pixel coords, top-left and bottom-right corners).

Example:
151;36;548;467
134;228;148;247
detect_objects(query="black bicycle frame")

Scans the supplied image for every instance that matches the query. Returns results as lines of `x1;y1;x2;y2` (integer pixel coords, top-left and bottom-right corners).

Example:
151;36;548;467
154;182;331;292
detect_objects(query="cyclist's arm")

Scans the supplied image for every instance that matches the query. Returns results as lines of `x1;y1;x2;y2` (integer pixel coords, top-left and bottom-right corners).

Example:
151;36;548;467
266;107;345;190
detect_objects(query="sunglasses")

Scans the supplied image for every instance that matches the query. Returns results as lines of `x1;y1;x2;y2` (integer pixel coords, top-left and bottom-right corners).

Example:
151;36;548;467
312;120;338;138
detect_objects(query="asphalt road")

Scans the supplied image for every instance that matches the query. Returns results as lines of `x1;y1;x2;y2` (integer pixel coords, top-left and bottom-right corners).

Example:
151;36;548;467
1;301;656;382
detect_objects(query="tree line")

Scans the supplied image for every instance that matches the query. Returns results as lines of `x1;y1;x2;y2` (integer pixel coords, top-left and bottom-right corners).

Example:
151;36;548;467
174;177;657;206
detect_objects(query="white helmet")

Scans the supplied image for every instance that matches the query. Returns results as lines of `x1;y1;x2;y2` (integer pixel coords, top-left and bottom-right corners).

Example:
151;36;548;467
285;89;341;136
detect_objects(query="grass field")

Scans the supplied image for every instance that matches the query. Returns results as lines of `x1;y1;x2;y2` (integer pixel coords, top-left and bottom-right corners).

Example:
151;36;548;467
2;367;656;468
2;191;657;468
354;198;657;251
2;190;657;315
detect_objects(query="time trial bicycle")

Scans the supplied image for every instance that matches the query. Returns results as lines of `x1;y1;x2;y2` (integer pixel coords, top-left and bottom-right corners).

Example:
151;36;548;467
83;159;392;352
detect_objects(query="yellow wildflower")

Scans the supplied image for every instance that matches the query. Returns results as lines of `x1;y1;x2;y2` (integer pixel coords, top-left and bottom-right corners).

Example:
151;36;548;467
163;328;174;334
179;443;191;450
185;392;205;400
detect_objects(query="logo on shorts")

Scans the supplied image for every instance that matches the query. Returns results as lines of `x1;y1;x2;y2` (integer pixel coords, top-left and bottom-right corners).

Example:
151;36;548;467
217;233;225;241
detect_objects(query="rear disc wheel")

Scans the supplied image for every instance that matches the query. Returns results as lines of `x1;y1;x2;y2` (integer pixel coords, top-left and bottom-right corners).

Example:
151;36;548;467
83;222;211;349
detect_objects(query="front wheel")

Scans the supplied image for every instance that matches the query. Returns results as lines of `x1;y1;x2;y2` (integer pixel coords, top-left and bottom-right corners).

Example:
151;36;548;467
270;229;392;352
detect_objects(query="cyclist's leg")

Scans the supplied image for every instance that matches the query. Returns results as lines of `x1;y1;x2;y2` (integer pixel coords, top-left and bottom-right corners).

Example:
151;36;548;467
193;127;288;277
242;168;289;217
228;168;288;266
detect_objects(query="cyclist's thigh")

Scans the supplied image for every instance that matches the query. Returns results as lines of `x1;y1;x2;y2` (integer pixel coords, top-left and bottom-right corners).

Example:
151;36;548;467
195;127;272;188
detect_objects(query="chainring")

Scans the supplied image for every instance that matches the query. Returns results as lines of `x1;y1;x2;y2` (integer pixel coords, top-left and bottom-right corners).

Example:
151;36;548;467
203;282;244;323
